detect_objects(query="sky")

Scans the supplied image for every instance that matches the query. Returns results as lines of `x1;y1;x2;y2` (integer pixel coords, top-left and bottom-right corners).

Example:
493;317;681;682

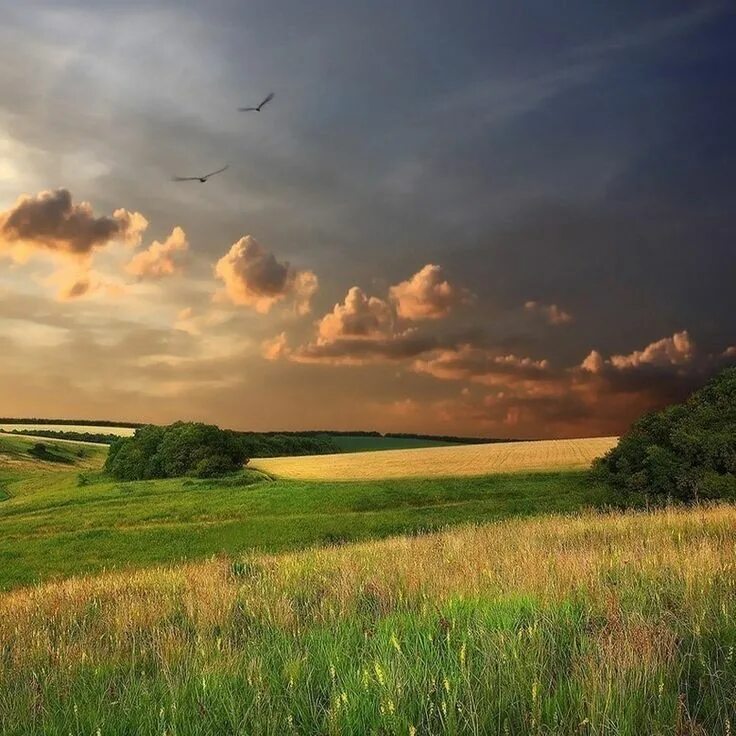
0;1;734;439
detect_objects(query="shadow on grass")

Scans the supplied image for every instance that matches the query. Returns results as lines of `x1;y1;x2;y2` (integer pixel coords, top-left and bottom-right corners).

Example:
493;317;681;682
28;444;74;464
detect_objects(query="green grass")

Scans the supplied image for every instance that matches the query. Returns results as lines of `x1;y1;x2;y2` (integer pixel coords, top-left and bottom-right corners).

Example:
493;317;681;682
0;434;614;590
2;434;736;733
326;435;461;452
2;506;735;735
0;432;107;466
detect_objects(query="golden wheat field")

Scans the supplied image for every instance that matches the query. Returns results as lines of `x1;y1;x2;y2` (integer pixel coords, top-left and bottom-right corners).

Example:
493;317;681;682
251;436;618;480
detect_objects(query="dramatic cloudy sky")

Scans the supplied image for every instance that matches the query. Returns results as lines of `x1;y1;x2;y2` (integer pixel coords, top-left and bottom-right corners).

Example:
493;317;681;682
1;1;734;438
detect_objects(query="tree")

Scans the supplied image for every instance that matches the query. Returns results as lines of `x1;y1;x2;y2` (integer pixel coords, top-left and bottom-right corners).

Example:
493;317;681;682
105;422;249;480
594;368;736;501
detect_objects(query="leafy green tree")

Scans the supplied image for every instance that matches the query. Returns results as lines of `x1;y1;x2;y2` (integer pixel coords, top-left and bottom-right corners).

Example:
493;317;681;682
594;368;736;501
105;422;249;480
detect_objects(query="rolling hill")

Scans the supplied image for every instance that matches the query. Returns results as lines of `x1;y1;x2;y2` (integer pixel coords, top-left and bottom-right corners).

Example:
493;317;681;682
0;433;615;590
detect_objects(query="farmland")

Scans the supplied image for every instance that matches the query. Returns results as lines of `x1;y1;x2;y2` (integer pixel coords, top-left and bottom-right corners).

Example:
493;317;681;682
252;436;618;480
2;504;736;734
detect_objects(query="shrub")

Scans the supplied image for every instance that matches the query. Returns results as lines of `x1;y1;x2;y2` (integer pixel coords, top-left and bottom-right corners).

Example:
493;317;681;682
594;367;736;501
105;422;249;480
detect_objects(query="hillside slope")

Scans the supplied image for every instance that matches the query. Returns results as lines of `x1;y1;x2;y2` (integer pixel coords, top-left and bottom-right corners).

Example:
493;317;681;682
0;435;614;590
1;505;734;734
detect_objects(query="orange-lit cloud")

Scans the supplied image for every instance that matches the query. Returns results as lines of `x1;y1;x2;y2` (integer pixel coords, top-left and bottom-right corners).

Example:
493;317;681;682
274;265;472;365
286;285;438;365
524;300;573;325
580;330;694;373
412;344;551;386
0;189;147;260
214;235;318;314
126;226;188;280
318;286;394;341
390;264;470;320
261;332;291;360
44;265;127;302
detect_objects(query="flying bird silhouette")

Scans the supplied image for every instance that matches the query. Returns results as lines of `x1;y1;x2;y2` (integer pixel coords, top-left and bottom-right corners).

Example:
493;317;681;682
238;92;274;112
172;165;229;183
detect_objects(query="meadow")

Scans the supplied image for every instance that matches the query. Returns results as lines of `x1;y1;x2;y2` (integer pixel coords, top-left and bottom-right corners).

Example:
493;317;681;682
3;431;735;734
251;436;618;480
0;434;611;590
2;505;735;735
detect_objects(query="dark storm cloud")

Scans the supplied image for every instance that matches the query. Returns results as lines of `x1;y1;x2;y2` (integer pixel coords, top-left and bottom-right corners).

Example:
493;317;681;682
0;1;734;435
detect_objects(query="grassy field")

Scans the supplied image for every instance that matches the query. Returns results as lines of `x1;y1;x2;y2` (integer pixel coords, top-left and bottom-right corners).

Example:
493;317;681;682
0;433;108;468
0;433;612;590
6;431;732;733
2;504;735;735
252;436;618;480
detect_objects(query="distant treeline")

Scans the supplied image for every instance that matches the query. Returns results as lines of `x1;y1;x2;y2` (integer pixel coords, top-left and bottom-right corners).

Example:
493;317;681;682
383;432;518;444
4;427;341;456
0;417;145;428
2;419;516;445
237;433;339;457
239;430;514;444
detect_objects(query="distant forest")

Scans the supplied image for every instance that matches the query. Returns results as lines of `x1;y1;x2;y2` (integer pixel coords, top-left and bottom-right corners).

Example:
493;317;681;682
1;418;514;445
0;417;146;428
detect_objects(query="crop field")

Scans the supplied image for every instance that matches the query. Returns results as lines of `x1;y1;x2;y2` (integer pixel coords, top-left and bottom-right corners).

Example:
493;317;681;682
2;504;735;735
252;436;618;480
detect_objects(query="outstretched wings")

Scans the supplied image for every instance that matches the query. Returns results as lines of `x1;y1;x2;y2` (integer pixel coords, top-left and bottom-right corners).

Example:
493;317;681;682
202;164;229;179
258;92;274;109
172;165;228;182
238;92;274;111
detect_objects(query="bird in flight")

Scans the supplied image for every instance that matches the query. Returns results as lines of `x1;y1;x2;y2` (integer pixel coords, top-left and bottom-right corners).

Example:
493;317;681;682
238;92;274;112
172;165;229;183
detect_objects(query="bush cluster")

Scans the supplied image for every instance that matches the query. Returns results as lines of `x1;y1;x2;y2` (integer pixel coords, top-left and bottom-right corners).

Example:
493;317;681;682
594;368;736;501
105;422;250;480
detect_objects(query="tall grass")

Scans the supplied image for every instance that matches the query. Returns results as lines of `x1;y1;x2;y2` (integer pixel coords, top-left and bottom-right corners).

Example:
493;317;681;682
1;505;735;734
